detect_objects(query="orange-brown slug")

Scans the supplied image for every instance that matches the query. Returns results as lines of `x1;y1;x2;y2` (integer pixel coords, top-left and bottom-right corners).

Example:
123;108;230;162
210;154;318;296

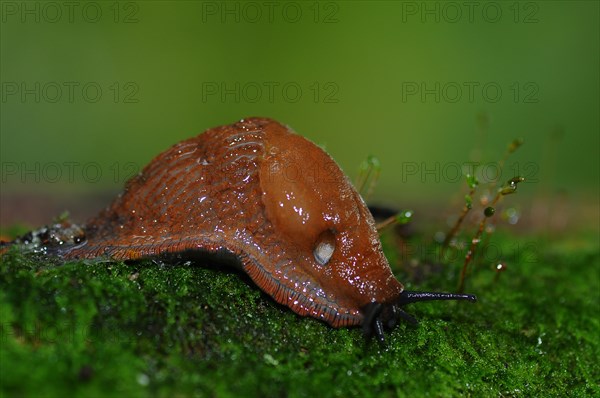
37;117;476;341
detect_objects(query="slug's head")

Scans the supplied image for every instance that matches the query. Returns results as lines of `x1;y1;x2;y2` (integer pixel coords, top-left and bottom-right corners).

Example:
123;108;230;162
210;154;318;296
256;119;477;338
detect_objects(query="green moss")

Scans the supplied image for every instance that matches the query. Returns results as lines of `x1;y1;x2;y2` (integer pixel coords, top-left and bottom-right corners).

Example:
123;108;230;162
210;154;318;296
1;230;598;397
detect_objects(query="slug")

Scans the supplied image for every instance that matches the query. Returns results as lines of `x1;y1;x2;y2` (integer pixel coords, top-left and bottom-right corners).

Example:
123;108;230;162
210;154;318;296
36;117;477;341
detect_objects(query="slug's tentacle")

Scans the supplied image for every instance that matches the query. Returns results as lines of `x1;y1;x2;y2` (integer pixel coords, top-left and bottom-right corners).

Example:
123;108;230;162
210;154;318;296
398;291;477;305
395;308;418;326
362;303;385;342
362;291;477;343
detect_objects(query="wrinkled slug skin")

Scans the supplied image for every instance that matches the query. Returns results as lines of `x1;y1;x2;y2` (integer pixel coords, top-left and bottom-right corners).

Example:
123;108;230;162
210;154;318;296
63;118;403;327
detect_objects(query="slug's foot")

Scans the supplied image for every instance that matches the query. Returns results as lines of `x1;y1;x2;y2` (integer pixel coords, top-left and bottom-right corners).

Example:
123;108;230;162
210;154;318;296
362;290;477;343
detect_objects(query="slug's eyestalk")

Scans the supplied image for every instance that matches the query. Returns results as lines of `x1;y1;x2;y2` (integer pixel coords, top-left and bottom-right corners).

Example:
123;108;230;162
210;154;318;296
362;291;477;343
397;290;477;305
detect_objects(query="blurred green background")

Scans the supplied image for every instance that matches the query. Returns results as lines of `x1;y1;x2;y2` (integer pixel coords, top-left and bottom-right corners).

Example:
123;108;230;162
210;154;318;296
1;1;598;231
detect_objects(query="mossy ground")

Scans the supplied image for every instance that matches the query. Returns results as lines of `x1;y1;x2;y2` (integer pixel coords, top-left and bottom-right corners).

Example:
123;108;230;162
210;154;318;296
0;227;598;397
